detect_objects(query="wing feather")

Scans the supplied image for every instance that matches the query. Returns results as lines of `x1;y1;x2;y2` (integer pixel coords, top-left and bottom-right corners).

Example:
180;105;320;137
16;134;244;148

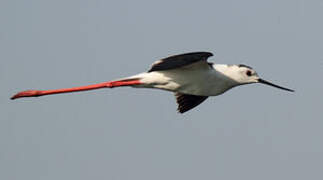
175;93;208;113
148;52;213;72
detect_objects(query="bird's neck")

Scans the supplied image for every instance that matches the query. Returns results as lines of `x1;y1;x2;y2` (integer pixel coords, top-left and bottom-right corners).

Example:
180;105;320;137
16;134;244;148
213;64;230;73
213;64;240;87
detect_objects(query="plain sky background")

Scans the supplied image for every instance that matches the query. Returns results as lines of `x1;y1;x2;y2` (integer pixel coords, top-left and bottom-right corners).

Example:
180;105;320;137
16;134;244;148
1;0;323;179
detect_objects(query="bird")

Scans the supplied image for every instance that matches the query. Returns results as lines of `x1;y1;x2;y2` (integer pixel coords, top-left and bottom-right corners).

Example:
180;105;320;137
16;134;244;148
11;52;294;113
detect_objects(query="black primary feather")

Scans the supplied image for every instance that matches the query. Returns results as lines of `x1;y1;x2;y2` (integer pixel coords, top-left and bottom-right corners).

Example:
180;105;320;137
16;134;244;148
175;93;208;113
148;52;213;72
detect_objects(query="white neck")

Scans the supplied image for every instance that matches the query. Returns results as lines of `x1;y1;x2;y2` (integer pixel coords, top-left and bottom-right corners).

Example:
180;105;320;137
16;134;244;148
206;64;239;94
213;64;241;84
213;64;230;74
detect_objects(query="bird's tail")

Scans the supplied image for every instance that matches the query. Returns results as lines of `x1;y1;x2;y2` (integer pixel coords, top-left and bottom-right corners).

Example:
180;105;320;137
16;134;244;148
11;78;142;100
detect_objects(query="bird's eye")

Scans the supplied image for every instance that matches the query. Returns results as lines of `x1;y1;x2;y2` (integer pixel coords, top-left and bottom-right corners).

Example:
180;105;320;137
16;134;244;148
246;70;252;76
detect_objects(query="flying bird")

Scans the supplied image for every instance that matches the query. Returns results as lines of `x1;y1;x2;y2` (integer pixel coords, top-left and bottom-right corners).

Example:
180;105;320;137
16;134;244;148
11;52;294;113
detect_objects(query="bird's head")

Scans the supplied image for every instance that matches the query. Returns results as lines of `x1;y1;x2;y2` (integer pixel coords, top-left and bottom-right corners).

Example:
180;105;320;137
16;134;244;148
224;64;294;92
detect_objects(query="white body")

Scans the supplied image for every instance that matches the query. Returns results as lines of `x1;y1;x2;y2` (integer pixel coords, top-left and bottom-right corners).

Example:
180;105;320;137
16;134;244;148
128;62;240;96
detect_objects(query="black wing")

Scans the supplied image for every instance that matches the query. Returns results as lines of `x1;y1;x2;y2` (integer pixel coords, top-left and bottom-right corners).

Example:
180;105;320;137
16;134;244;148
148;52;213;72
175;93;208;113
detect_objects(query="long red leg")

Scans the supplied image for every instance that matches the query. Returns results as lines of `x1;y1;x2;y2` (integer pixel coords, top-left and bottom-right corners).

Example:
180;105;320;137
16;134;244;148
11;79;142;100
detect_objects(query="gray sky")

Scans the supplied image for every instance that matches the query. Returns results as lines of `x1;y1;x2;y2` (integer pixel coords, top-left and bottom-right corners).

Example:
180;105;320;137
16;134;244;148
1;0;323;179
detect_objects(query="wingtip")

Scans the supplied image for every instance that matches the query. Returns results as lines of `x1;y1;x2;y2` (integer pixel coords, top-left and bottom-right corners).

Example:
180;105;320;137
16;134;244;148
205;52;214;57
177;108;185;114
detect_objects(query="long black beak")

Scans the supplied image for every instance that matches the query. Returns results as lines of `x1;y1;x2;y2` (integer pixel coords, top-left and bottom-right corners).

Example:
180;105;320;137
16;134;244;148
258;78;294;92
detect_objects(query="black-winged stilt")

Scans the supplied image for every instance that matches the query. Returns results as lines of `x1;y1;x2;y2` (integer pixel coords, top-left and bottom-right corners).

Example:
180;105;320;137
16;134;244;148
11;52;294;113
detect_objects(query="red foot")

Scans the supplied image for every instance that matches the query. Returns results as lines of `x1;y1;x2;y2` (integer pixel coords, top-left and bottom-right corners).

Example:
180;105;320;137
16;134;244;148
11;90;42;100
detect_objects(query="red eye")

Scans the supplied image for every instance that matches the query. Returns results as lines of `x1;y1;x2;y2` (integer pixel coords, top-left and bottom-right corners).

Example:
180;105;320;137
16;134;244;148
246;70;252;76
